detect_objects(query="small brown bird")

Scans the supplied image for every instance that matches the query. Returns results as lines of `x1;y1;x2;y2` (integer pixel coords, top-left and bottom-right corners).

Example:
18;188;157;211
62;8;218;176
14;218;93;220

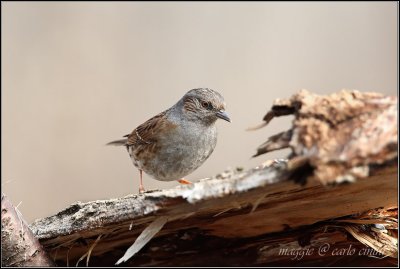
107;88;230;193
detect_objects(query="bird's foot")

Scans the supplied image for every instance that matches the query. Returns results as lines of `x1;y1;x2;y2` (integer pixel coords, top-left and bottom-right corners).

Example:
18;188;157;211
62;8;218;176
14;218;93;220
177;178;192;184
139;185;146;194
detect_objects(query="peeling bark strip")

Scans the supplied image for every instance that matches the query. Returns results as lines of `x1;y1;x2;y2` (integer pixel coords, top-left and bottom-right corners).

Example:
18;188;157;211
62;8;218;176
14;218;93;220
1;194;54;267
115;216;168;265
252;89;397;184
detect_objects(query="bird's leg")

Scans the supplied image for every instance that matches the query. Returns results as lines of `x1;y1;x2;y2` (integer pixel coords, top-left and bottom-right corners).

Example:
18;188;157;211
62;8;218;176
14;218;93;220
177;178;192;184
139;170;145;193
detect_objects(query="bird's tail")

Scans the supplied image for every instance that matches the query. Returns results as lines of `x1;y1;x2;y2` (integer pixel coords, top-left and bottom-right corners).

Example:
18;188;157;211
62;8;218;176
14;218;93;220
106;138;128;146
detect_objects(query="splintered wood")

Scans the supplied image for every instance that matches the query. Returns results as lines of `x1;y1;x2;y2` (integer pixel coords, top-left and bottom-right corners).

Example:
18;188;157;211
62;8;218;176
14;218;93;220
252;89;397;185
1;194;55;267
26;89;397;266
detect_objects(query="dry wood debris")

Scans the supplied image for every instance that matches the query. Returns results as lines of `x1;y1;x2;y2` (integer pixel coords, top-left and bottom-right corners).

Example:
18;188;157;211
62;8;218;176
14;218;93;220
252;89;397;185
1;194;55;267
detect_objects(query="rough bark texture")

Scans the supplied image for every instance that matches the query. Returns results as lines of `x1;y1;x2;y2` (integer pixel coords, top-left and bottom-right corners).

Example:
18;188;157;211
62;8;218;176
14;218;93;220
84;207;398;267
28;89;397;267
252;89;397;185
1;194;55;267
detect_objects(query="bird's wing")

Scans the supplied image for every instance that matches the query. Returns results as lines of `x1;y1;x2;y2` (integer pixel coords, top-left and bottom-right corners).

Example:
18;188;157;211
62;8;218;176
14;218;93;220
125;111;176;147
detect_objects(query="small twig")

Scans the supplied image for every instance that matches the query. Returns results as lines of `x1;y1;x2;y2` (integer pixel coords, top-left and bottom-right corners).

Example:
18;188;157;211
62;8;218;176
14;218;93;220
86;234;103;267
250;194;267;214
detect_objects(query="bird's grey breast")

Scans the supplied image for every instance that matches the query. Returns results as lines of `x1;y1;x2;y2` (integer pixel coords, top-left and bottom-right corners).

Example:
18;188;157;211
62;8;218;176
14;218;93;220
152;117;217;181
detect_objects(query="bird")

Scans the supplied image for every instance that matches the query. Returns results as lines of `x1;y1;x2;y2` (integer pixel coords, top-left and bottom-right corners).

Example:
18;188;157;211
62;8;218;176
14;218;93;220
107;88;231;193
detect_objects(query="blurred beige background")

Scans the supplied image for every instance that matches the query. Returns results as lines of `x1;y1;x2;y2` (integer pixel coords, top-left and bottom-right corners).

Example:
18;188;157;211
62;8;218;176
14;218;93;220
2;2;397;223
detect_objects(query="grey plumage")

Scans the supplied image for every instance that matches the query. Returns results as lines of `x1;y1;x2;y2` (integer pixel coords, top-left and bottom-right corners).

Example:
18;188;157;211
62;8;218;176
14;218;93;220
107;88;230;187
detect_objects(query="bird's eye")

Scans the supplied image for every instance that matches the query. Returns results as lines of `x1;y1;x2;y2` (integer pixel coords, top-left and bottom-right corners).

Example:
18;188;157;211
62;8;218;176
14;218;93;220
201;101;212;109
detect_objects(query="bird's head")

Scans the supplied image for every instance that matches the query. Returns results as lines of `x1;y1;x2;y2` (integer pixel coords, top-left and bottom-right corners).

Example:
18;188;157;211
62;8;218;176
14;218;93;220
180;88;231;125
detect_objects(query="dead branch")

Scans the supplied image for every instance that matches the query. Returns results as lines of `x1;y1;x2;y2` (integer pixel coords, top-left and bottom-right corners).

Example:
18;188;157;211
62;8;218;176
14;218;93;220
252;89;397;185
1;194;55;267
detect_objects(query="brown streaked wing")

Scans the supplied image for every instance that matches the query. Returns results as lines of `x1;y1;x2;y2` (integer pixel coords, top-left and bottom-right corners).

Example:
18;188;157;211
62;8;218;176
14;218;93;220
126;111;173;146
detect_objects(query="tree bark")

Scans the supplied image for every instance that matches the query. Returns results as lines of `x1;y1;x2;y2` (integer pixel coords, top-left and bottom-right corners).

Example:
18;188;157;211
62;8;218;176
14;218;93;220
29;162;397;266
1;194;55;267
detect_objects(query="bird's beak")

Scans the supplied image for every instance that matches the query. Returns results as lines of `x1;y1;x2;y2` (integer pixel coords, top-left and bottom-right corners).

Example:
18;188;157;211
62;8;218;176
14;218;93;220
216;110;231;122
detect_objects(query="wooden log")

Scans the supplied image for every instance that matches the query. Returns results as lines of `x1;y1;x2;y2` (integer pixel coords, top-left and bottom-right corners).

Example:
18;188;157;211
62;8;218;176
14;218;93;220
83;210;398;267
29;161;397;266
